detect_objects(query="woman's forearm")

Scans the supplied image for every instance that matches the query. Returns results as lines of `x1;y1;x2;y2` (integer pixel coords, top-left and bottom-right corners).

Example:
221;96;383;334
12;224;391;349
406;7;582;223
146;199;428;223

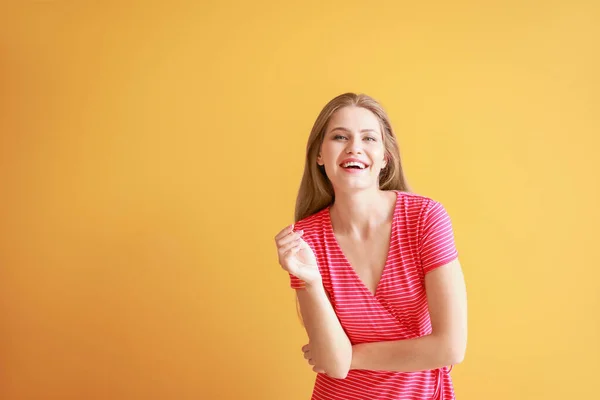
297;282;353;379
350;333;465;373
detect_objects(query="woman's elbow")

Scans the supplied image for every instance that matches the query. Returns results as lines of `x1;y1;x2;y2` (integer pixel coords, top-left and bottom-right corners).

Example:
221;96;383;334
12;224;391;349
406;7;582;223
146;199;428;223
448;348;465;365
324;353;352;379
446;340;466;365
326;365;350;379
436;330;466;366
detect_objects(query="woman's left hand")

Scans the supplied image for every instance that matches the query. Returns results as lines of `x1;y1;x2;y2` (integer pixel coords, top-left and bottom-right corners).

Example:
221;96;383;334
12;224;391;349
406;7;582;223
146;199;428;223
302;343;326;374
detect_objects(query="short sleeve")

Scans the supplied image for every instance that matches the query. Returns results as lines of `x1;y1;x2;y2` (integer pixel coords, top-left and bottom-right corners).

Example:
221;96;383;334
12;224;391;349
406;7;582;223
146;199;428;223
289;272;306;290
419;200;459;275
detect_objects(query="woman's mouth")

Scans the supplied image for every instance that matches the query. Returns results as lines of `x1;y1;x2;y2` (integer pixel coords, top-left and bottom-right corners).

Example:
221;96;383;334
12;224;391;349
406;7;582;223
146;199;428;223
339;160;368;173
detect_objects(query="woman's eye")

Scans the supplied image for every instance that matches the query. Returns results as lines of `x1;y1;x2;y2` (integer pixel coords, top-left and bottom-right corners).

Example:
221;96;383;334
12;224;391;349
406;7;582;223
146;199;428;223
365;136;376;142
334;135;347;140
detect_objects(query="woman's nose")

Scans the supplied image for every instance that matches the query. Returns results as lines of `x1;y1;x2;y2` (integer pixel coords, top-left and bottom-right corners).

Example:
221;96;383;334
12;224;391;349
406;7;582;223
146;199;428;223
346;138;363;154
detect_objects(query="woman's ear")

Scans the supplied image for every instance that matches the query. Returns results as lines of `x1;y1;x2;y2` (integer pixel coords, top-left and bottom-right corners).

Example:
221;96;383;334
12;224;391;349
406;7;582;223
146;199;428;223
317;153;324;166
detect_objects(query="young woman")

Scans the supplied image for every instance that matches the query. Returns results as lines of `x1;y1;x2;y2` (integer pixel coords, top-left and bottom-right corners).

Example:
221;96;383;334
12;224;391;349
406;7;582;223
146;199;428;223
274;93;467;399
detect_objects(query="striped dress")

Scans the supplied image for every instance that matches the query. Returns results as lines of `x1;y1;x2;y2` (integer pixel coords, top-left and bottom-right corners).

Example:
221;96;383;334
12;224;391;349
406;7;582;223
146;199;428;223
289;190;459;400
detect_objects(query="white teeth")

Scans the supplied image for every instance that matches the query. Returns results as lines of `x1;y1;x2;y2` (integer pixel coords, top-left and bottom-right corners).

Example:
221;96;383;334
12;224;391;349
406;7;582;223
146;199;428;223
342;161;366;169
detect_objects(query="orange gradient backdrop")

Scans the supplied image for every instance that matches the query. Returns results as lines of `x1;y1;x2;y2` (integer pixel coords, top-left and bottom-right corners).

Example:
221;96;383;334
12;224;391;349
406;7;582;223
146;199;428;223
1;1;598;399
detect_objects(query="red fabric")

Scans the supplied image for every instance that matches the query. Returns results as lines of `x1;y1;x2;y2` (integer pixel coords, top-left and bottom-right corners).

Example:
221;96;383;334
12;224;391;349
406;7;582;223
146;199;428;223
290;190;459;399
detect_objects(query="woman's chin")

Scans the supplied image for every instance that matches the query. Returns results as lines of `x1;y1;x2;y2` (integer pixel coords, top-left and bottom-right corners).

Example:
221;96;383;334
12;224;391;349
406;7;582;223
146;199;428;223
332;179;377;192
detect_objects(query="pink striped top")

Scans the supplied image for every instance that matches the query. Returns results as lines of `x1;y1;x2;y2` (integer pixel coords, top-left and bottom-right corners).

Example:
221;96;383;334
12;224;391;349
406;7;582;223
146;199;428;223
289;190;459;400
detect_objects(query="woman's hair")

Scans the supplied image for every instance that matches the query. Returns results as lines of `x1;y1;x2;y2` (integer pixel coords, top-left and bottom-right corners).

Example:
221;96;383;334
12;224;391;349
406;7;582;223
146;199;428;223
294;92;411;222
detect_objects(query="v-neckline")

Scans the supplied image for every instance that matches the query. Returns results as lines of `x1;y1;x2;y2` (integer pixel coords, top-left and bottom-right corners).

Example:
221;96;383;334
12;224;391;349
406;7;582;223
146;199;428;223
326;190;399;298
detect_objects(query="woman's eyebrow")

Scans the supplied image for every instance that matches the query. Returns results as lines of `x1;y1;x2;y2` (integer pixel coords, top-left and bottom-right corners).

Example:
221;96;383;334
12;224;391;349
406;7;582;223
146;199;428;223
329;127;378;133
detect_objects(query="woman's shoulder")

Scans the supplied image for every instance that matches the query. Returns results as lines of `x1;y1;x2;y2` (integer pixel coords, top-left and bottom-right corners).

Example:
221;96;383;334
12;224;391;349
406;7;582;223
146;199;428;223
394;190;440;209
294;207;329;232
394;190;454;227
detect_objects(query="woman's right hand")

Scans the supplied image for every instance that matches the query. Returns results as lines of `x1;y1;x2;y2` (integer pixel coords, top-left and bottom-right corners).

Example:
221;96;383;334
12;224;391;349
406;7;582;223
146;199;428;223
275;224;321;287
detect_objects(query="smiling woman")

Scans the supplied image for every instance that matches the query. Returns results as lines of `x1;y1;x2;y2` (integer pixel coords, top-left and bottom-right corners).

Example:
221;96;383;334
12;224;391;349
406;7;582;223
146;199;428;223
318;107;388;183
274;93;467;400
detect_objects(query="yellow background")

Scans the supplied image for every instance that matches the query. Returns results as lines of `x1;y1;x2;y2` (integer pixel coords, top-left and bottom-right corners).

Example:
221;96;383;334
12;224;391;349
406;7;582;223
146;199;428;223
1;1;598;399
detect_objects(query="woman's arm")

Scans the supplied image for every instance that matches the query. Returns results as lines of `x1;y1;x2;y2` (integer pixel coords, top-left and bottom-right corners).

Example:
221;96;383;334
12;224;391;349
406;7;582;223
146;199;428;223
297;281;353;379
275;225;353;379
350;259;467;372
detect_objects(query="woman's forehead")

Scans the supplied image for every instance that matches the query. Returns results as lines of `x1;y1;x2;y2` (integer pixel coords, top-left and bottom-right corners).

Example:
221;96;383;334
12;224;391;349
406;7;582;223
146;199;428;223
327;106;381;132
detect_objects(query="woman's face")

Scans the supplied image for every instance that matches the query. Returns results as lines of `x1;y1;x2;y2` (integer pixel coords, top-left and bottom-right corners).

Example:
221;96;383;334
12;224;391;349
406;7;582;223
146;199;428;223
317;106;387;192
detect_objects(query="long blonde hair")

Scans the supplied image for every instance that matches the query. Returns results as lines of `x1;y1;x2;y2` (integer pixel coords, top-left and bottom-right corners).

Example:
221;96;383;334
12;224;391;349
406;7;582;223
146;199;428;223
294;92;411;222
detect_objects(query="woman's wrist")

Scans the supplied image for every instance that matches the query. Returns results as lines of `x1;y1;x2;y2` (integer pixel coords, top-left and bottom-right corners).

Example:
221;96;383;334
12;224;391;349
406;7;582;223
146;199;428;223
349;344;361;370
303;277;324;291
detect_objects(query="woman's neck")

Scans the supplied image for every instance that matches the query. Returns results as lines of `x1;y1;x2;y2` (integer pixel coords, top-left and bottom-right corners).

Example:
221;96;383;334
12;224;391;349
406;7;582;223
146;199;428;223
329;189;395;238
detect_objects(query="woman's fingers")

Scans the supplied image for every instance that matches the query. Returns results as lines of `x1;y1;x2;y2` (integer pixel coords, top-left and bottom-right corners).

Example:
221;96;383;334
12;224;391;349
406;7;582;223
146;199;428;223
276;230;305;269
275;226;306;271
279;238;303;256
302;344;323;373
302;344;312;361
276;229;304;249
274;224;294;241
